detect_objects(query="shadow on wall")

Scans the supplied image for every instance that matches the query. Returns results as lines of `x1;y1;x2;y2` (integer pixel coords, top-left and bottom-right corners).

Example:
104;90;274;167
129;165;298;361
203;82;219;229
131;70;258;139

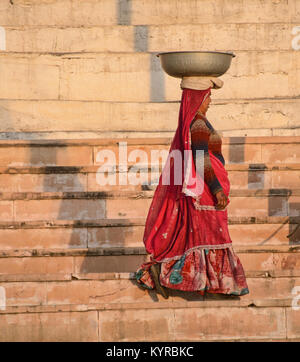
118;0;165;102
228;138;300;246
27;143;138;273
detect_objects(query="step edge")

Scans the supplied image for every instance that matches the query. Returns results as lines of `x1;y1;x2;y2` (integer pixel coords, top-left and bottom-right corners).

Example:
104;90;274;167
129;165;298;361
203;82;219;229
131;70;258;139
0;245;299;258
0;215;298;228
0;136;299;147
0;298;294;315
1;163;300;174
0;270;300;282
1;188;300;199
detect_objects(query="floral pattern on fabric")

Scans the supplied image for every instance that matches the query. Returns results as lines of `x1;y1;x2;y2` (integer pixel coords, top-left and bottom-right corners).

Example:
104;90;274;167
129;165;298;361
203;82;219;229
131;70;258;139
136;246;249;296
169;254;186;285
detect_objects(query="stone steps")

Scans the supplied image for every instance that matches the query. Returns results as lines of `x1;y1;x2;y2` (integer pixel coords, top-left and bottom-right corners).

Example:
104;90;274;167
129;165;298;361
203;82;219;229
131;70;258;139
0;270;299;307
0;245;299;275
0;0;299;342
0;163;299;191
0;216;298;250
0;136;299;166
0;188;298;221
0;269;299;341
0;298;298;342
0;136;298;341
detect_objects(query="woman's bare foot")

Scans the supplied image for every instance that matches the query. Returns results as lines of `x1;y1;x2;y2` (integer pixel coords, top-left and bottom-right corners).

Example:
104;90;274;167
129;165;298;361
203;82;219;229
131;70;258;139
150;263;169;299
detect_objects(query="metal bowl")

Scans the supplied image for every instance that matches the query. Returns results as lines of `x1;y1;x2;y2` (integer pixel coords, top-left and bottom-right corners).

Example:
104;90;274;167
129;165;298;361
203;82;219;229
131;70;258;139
157;51;235;78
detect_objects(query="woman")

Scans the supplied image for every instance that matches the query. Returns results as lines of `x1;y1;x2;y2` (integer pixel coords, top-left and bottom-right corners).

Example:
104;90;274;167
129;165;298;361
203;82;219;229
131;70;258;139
135;78;249;299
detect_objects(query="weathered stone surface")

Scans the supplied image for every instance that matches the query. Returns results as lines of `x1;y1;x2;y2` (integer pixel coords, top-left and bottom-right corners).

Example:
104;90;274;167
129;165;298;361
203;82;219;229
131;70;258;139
229;223;294;246
74;255;148;274
0;0;295;26
46;279;166;305
98;308;175;341
238;252;300;272
0;51;285;102
6;26;135;53
0;282;47;307
0;55;60;100
14;198;106;221
0;99;298;134
0;173;88;192
0;256;73;275
1;276;299;307
0;248;292;275
0;201;13;222
131;0;297;25
0;227;87;250
58;51;300;102
97;306;287;341
0;215;296;250
0;145;93;167
148;24;294;52
0;163;298;192
0;311;98;342
262;143;300;163
3;24;298;53
87;225;144;248
0;0;116;26
287;307;300;339
172;307;287;341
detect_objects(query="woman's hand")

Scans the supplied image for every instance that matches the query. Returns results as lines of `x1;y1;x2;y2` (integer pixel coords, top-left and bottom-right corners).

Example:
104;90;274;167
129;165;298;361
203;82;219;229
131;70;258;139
215;190;228;210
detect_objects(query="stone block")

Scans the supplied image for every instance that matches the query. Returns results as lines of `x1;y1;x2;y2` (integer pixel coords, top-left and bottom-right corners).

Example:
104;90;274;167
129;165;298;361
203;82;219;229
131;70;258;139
0;55;59;99
287;307;300;339
172;307;286;341
0;145;93;167
0;227;87;250
14;199;106;221
98;308;174;341
0;256;73;275
0;311;98;342
0;173;87;192
0;201;13;222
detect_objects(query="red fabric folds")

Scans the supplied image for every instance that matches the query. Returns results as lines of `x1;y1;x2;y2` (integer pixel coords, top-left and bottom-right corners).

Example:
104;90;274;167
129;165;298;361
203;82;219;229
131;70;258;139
136;87;249;296
143;88;231;262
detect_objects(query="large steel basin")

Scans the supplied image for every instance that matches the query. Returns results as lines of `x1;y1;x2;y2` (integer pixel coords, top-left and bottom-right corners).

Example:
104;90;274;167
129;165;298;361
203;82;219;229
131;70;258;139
157;51;235;78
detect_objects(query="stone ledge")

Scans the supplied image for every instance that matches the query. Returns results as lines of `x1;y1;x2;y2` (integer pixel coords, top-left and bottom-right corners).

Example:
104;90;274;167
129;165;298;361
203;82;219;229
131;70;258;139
0;215;298;229
0;163;300;174
0;245;299;258
0;136;299;147
0;298;294;315
0;188;299;200
0;270;300;282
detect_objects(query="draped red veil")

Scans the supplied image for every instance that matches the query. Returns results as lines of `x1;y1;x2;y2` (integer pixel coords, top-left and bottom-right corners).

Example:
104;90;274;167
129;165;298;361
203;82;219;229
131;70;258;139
143;87;231;264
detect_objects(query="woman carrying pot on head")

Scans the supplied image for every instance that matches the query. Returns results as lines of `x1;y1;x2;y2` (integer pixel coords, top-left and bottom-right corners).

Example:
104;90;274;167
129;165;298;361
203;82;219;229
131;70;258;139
135;77;249;299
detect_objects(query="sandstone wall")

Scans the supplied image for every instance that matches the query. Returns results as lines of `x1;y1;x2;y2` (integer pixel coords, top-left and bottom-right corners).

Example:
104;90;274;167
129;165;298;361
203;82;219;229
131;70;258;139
0;0;299;138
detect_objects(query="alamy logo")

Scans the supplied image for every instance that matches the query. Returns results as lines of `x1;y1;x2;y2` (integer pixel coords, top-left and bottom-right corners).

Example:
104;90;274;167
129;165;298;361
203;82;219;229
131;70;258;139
292;26;300;50
0;286;6;311
95;142;204;193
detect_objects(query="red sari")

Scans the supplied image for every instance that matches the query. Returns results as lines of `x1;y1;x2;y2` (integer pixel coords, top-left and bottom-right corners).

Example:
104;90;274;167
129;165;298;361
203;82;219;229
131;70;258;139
136;88;249;295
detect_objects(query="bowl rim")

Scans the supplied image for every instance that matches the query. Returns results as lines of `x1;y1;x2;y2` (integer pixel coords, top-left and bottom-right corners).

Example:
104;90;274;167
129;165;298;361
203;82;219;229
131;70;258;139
156;50;236;58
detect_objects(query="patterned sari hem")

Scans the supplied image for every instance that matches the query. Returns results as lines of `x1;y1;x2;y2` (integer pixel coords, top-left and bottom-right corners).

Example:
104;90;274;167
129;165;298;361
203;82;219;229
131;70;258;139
136;245;249;296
